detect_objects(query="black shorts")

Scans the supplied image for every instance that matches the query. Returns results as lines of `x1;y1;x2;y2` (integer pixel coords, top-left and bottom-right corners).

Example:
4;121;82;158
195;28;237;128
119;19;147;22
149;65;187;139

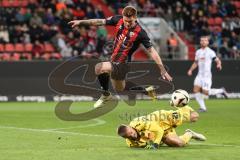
110;62;129;80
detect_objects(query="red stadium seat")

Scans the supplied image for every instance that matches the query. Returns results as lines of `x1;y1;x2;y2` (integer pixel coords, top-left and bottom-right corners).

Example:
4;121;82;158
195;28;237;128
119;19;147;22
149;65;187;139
51;53;62;59
20;0;28;7
12;0;20;7
2;0;10;7
12;53;21;61
5;44;15;52
25;43;33;52
44;43;55;52
15;44;25;52
188;45;196;60
215;17;223;26
237;2;240;9
1;53;11;61
207;18;215;26
22;53;32;60
41;53;51;60
2;0;29;8
0;44;4;52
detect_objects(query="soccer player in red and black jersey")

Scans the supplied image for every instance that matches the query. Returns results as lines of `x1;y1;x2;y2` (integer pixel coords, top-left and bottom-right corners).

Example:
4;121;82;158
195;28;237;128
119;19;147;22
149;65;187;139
69;6;172;108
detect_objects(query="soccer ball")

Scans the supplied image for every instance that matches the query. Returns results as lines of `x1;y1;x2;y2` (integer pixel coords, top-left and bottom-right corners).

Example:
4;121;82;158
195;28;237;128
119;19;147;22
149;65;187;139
170;89;190;107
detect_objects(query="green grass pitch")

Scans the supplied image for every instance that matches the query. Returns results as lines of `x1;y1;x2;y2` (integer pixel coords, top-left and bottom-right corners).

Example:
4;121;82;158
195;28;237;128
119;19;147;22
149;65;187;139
0;99;240;160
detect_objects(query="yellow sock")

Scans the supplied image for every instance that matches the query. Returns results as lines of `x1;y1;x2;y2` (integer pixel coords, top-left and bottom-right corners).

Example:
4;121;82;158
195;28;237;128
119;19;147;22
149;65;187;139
179;132;192;145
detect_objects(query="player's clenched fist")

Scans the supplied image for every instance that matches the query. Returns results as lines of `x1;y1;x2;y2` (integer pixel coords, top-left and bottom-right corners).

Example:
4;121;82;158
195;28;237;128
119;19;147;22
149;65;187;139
145;141;158;149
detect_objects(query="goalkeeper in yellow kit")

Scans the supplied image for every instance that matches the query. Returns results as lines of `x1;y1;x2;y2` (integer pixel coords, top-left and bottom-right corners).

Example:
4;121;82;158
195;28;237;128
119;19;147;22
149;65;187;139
117;105;206;149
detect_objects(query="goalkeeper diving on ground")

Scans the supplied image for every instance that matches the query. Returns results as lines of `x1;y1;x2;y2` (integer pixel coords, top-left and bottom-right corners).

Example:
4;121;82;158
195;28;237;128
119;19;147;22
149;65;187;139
117;89;206;149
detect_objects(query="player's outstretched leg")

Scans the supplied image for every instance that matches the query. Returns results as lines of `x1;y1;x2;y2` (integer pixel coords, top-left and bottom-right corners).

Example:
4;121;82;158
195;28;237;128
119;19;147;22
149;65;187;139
185;129;206;141
125;81;157;100
163;129;206;148
94;62;113;108
163;133;191;147
94;73;113;108
209;87;228;99
114;81;157;106
196;94;207;112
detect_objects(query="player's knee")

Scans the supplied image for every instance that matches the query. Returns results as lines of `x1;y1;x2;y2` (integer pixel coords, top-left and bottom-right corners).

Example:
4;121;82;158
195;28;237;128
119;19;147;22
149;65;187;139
174;141;185;147
95;62;112;75
168;140;185;147
165;136;185;147
202;90;209;96
95;63;103;75
171;138;185;147
193;88;199;93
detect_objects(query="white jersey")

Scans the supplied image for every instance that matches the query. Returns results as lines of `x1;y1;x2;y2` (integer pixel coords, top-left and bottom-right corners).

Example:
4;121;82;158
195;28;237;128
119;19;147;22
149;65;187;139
195;47;216;78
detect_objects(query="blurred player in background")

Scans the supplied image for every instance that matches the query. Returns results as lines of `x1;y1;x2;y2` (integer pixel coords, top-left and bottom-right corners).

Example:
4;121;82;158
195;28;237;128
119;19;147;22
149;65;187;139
68;6;172;108
187;36;228;112
117;105;206;149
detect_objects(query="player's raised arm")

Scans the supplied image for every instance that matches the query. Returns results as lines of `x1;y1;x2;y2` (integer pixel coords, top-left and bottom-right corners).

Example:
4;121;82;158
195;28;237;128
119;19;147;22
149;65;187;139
187;61;198;76
68;19;106;28
68;15;122;28
147;47;173;81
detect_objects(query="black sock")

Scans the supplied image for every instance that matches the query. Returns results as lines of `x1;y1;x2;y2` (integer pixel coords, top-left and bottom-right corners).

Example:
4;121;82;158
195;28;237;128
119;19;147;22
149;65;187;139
98;73;110;96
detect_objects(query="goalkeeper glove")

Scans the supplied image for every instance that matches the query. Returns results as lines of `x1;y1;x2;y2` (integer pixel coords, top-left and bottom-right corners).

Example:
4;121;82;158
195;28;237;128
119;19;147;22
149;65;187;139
145;141;158;149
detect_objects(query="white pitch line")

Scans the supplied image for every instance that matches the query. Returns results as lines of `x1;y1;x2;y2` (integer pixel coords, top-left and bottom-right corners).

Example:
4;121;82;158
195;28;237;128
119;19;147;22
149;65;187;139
0;125;118;139
190;142;240;147
47;119;106;131
0;125;239;148
0;115;106;131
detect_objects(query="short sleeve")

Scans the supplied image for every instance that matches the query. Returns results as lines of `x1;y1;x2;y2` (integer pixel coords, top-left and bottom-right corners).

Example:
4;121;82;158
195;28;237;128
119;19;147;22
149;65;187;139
194;51;199;61
139;29;153;49
105;15;122;26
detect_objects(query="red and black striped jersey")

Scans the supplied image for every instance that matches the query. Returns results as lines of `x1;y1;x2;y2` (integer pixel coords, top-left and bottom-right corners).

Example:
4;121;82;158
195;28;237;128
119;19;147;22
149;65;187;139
105;15;153;63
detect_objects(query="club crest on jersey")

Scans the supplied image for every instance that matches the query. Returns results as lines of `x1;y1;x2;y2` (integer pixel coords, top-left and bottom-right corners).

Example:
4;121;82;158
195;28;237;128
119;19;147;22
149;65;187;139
130;32;135;37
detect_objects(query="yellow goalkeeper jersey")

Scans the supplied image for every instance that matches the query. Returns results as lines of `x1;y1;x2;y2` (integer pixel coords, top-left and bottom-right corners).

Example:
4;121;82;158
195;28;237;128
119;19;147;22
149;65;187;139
125;105;194;147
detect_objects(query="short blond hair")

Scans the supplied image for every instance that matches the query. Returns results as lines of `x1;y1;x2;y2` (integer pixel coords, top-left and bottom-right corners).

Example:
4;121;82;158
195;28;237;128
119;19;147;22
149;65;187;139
122;6;137;17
